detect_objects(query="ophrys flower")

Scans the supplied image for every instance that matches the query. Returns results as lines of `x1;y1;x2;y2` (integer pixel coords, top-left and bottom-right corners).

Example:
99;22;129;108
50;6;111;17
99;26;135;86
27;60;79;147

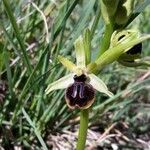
45;35;113;109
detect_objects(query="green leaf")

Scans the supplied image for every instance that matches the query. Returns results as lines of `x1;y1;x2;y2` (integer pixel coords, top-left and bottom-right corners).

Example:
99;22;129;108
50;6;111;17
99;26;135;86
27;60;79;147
134;0;150;13
0;43;4;72
64;0;96;51
2;0;32;73
22;108;48;150
126;0;150;26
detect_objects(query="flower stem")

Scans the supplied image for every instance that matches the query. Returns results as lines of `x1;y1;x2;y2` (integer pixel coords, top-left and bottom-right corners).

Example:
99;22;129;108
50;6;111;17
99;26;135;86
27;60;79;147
97;23;114;57
76;109;89;150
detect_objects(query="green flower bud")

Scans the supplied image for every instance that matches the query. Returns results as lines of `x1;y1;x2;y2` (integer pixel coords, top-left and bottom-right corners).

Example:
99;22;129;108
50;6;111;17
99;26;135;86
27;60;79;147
93;30;150;70
115;0;135;25
100;0;119;24
111;31;143;66
102;0;120;16
110;30;139;48
119;42;142;62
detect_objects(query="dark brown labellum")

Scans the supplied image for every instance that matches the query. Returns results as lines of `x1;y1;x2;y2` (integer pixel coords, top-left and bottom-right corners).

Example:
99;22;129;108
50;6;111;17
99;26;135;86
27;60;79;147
65;74;95;109
126;43;142;55
118;35;142;55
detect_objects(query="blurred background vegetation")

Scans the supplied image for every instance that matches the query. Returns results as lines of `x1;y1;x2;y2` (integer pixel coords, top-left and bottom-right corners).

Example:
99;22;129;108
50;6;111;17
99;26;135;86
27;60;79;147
0;0;150;149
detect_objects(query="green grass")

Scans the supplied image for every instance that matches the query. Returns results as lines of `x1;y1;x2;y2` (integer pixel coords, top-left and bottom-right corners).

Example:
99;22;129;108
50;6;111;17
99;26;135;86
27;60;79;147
0;0;150;149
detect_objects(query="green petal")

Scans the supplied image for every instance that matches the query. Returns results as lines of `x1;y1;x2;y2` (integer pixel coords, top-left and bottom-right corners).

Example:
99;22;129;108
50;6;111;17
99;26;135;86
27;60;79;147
88;74;113;97
45;73;74;94
74;36;86;68
58;55;82;75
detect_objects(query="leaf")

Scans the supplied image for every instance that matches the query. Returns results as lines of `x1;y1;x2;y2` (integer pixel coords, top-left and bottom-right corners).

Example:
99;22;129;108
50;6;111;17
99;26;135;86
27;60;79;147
126;0;150;26
134;0;150;14
64;0;96;51
0;43;4;72
88;74;113;97
22;108;48;150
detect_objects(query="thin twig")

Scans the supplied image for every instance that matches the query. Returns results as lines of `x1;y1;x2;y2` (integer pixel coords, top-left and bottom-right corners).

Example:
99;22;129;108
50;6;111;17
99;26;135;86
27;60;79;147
97;123;116;142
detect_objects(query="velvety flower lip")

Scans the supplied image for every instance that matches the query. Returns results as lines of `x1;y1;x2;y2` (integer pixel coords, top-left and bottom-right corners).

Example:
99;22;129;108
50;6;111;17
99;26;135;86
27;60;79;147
45;36;113;109
65;74;95;109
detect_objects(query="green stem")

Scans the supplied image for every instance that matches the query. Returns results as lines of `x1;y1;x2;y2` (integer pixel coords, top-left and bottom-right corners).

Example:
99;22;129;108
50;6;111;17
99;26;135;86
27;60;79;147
76;7;101;148
97;23;114;57
76;109;89;150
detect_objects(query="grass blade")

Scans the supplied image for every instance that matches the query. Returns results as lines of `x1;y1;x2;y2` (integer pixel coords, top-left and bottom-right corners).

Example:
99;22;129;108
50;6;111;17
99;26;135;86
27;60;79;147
2;0;32;73
22;108;48;150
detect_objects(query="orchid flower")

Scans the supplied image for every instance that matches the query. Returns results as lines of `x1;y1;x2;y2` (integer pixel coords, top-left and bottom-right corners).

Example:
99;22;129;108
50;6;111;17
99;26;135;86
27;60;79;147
46;29;150;109
45;35;113;109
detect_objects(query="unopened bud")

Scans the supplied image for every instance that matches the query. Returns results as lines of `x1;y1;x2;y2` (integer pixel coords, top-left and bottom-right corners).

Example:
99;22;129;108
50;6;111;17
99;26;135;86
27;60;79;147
102;0;120;16
115;0;135;25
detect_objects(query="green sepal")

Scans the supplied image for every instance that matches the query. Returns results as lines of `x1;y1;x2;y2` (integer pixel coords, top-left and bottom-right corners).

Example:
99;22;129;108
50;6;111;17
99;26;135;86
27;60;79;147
58;55;83;76
45;73;74;94
83;28;91;65
74;36;86;69
89;74;113;97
